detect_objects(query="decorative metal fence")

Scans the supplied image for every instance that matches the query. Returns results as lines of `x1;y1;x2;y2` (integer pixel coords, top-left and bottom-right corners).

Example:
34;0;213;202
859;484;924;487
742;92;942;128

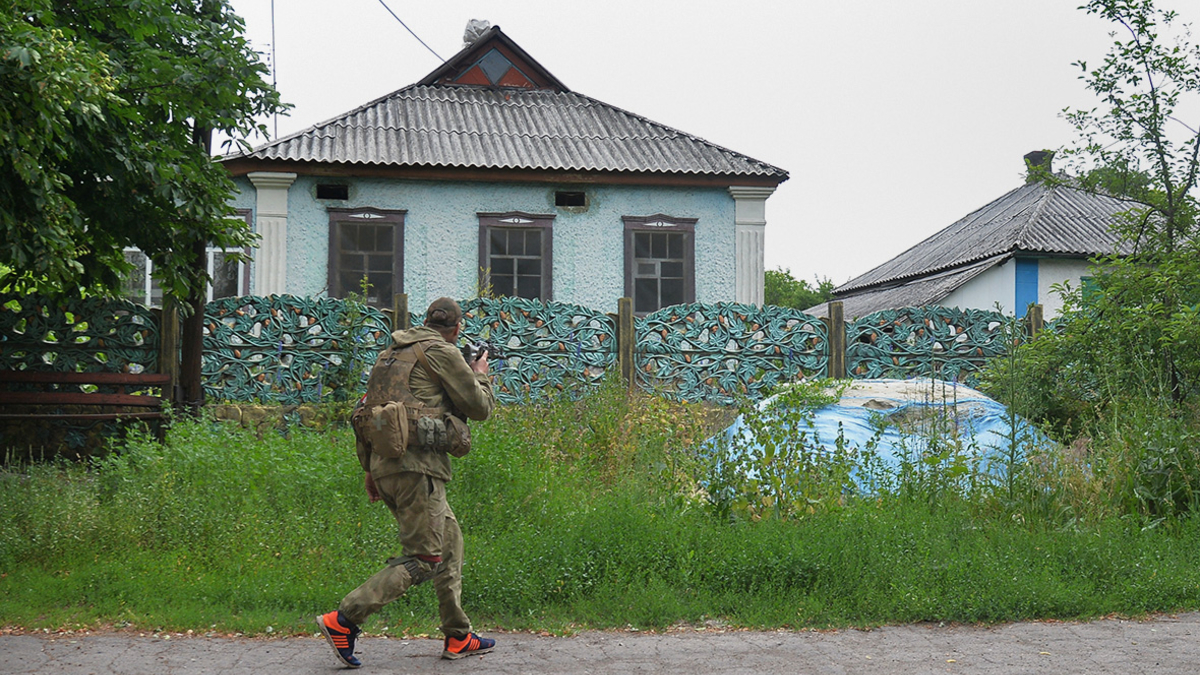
1;294;1042;407
635;303;827;404
202;295;391;405
0;295;159;375
460;297;616;403
846;306;1013;385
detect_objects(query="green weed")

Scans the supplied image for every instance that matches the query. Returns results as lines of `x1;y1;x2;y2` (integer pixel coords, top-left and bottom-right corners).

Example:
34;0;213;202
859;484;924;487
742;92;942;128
3;382;1200;636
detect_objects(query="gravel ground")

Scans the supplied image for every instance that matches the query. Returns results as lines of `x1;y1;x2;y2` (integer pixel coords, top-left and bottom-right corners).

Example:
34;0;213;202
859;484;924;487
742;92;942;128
3;613;1199;674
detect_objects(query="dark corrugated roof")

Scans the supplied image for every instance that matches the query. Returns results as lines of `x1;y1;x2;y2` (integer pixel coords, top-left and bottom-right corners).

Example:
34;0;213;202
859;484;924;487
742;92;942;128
225;84;787;180
837;181;1135;295
807;256;1005;320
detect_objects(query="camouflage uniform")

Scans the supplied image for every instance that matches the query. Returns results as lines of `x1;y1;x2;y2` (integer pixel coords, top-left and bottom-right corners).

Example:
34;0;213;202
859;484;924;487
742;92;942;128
338;325;494;638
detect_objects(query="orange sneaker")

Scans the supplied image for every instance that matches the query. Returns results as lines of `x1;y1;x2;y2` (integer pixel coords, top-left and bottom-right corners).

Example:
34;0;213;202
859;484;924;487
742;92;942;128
316;610;362;668
442;632;495;659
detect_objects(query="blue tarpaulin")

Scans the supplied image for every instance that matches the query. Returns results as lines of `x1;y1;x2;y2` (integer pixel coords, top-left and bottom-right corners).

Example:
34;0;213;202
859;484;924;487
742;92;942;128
711;378;1050;488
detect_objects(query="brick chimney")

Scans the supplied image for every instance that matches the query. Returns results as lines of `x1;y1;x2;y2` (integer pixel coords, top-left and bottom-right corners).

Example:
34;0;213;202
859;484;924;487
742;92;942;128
1024;150;1054;182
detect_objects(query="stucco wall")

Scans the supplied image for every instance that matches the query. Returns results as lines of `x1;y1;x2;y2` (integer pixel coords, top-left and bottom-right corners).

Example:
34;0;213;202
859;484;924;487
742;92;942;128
942;260;1016;315
1036;258;1093;318
234;176;737;313
941;257;1093;319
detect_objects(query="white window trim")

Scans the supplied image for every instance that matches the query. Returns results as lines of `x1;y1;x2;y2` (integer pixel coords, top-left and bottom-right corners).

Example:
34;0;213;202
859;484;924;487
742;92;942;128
122;246;251;307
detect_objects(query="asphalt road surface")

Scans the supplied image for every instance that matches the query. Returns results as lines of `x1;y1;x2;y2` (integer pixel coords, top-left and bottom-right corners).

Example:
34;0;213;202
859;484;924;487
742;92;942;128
3;613;1199;674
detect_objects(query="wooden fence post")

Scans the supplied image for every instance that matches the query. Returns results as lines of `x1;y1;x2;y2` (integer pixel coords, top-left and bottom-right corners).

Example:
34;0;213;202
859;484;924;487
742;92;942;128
393;293;410;331
1025;303;1044;338
157;301;181;407
617;297;634;390
823;300;846;379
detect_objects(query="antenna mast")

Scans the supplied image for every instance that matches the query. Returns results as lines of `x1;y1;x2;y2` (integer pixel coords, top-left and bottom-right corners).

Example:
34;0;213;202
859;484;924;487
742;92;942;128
271;0;278;138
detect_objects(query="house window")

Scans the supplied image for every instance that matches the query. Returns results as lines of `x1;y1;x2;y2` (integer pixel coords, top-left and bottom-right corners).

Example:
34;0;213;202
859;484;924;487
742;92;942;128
121;246;251;307
122;248;163;307
120;211;253;307
623;214;696;315
328;208;405;308
478;212;554;301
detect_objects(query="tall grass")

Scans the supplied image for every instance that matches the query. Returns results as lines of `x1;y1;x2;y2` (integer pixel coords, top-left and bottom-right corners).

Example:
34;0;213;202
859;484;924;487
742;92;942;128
3;377;1200;636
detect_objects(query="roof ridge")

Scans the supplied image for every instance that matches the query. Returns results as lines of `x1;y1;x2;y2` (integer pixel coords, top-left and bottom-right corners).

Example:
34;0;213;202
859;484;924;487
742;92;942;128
1014;181;1057;250
319;123;682;143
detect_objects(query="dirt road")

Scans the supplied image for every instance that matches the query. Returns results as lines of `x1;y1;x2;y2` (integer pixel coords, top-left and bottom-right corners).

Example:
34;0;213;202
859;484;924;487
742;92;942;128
3;613;1198;674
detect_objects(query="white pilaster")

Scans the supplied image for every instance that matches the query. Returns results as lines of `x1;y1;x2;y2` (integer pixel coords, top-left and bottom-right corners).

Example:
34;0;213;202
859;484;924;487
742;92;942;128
247;172;297;296
729;186;776;306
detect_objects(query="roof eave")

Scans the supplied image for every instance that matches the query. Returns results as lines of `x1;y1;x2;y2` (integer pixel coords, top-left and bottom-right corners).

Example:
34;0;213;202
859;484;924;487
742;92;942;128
221;158;787;187
836;252;1013;296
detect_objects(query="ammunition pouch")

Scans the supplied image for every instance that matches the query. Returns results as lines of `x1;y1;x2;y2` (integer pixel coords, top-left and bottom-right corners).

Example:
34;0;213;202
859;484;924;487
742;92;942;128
415;415;447;452
444;415;471;458
353;401;450;459
412;413;470;457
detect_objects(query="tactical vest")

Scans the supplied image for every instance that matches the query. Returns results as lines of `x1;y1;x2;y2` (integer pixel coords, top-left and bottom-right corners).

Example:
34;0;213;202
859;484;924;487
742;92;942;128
352;339;446;458
361;339;445;416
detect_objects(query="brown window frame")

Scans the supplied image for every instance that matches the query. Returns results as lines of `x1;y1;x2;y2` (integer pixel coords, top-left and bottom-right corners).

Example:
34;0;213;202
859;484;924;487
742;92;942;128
478;211;554;302
327;207;406;308
623;214;697;316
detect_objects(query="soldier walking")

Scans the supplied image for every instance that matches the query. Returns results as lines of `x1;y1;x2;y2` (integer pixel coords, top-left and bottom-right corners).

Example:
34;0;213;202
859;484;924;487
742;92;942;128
318;297;496;668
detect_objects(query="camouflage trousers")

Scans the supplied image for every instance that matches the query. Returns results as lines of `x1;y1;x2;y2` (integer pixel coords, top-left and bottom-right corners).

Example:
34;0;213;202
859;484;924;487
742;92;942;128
338;472;471;638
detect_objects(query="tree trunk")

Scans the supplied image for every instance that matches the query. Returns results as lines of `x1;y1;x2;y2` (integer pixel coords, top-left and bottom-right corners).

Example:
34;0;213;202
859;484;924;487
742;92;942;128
179;122;213;413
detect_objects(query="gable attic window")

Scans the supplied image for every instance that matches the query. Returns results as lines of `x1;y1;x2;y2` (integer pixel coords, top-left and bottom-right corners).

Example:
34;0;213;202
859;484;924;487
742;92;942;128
478;212;554;301
451;48;536;88
623;214;696;315
555;191;586;208
316;184;349;200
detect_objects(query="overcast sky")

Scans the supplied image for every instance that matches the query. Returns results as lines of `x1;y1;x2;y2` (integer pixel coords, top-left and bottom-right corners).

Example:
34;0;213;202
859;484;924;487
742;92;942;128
223;0;1193;286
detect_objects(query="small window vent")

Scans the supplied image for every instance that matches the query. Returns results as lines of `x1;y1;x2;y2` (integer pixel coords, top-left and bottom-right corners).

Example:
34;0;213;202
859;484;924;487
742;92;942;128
555;191;586;207
317;184;349;200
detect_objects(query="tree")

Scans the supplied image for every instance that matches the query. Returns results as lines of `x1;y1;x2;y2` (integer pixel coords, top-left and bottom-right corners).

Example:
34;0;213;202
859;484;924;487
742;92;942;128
1057;0;1200;405
764;267;835;311
0;0;286;301
1061;0;1200;254
979;1;1200;520
988;0;1200;427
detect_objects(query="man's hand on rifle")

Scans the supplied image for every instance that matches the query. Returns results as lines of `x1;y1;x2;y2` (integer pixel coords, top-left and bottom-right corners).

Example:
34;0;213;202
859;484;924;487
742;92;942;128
471;351;489;375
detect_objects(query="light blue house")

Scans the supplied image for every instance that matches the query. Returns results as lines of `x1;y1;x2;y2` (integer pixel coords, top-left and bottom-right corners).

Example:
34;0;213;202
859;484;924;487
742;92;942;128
219;24;788;315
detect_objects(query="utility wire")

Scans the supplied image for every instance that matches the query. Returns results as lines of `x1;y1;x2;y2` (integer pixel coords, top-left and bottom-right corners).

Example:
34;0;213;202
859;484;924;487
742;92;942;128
375;0;445;62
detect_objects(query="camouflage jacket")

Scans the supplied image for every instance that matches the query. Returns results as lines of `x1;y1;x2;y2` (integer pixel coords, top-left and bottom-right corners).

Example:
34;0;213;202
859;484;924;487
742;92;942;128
359;326;495;481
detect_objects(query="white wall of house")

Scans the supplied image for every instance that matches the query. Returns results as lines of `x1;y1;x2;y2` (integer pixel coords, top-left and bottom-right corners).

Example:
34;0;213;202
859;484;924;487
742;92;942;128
940;257;1093;319
942;261;1016;315
1037;258;1092;318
